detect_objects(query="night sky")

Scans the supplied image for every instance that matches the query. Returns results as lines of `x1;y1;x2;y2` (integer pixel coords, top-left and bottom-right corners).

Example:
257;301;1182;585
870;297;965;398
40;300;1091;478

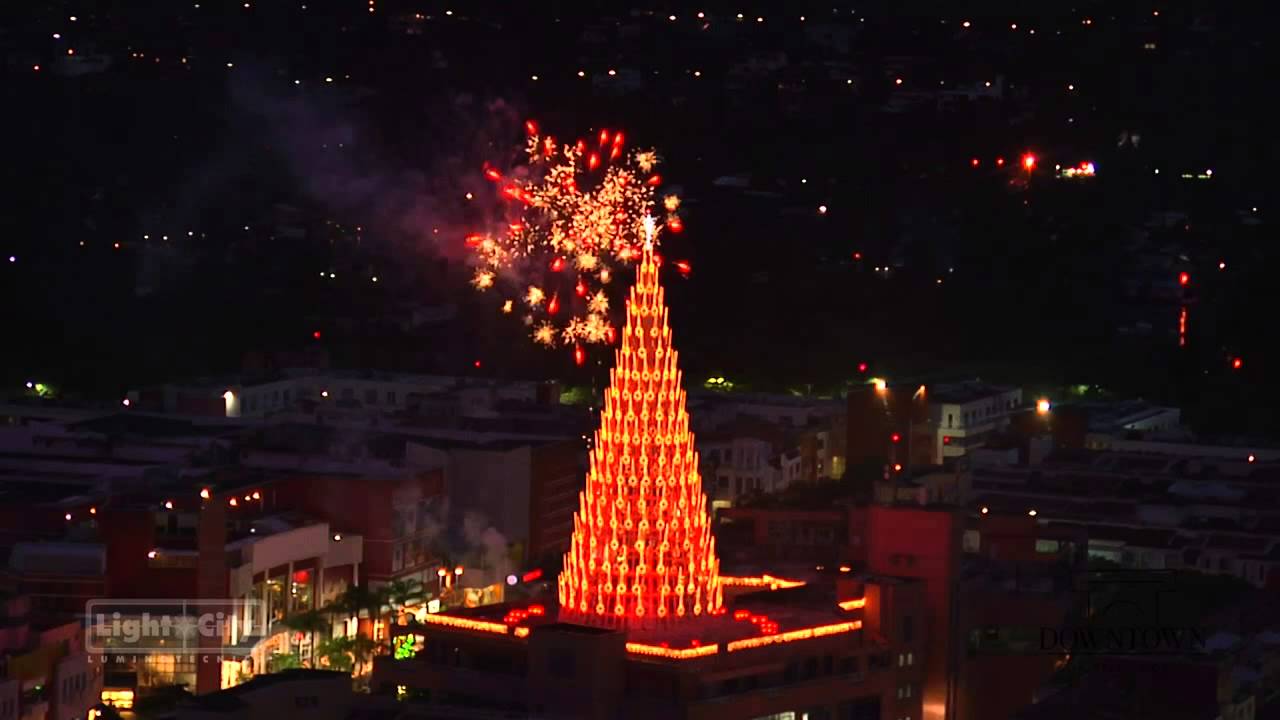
2;0;1275;435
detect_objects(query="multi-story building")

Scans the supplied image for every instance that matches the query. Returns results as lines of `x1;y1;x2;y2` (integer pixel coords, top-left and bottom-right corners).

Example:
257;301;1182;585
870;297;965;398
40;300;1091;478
0;594;103;720
926;382;1023;465
373;575;924;720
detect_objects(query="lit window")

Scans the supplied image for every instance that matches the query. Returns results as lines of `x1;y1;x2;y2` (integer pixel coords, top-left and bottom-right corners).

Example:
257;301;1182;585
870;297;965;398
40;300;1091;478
1036;539;1061;553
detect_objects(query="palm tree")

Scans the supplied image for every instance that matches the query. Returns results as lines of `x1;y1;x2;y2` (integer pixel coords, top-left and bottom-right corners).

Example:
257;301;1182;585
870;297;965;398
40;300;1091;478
385;578;425;610
381;578;427;654
281;609;331;666
326;583;386;621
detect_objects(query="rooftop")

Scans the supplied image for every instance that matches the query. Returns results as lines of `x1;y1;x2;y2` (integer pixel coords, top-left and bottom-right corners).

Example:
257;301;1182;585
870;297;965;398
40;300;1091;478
416;578;866;660
182;669;349;712
929;381;1019;405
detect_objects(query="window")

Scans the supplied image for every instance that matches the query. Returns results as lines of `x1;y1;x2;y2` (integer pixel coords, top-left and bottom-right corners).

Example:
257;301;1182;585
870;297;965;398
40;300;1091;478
718;477;728;489
898;653;905;667
387;391;397;405
906;652;913;666
365;389;378;405
902;616;914;643
341;387;354;400
947;413;953;428
1036;539;1061;553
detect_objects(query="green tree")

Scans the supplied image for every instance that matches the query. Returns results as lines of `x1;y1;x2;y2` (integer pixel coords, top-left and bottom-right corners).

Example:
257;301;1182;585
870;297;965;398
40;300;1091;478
316;634;379;676
267;651;303;673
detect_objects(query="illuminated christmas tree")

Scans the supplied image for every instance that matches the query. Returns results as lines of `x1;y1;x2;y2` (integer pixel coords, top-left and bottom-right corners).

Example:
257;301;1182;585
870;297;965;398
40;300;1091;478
558;220;722;629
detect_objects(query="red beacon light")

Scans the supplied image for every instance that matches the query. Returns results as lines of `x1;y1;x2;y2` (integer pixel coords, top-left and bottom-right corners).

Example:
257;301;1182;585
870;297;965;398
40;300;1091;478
1022;153;1037;171
1179;271;1191;286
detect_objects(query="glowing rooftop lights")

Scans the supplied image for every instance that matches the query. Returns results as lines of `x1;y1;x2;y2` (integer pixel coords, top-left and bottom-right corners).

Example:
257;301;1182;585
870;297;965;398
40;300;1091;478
872;378;888;393
719;574;806;590
626;642;719;659
420;613;510;635
1036;398;1051;414
838;598;868;610
726;621;862;652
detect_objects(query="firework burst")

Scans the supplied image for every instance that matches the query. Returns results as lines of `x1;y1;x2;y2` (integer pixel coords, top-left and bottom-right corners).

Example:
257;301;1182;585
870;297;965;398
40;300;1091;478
466;121;684;363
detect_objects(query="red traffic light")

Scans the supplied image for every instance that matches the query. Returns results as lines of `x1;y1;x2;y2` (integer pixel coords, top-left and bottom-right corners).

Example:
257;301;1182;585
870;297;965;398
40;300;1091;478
1022;153;1037;170
1232;357;1243;370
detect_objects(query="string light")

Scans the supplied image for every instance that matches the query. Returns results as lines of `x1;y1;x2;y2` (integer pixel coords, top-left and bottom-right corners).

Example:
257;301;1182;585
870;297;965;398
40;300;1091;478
626;642;719;659
420;614;510;635
726;621;862;652
719;574;806;590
